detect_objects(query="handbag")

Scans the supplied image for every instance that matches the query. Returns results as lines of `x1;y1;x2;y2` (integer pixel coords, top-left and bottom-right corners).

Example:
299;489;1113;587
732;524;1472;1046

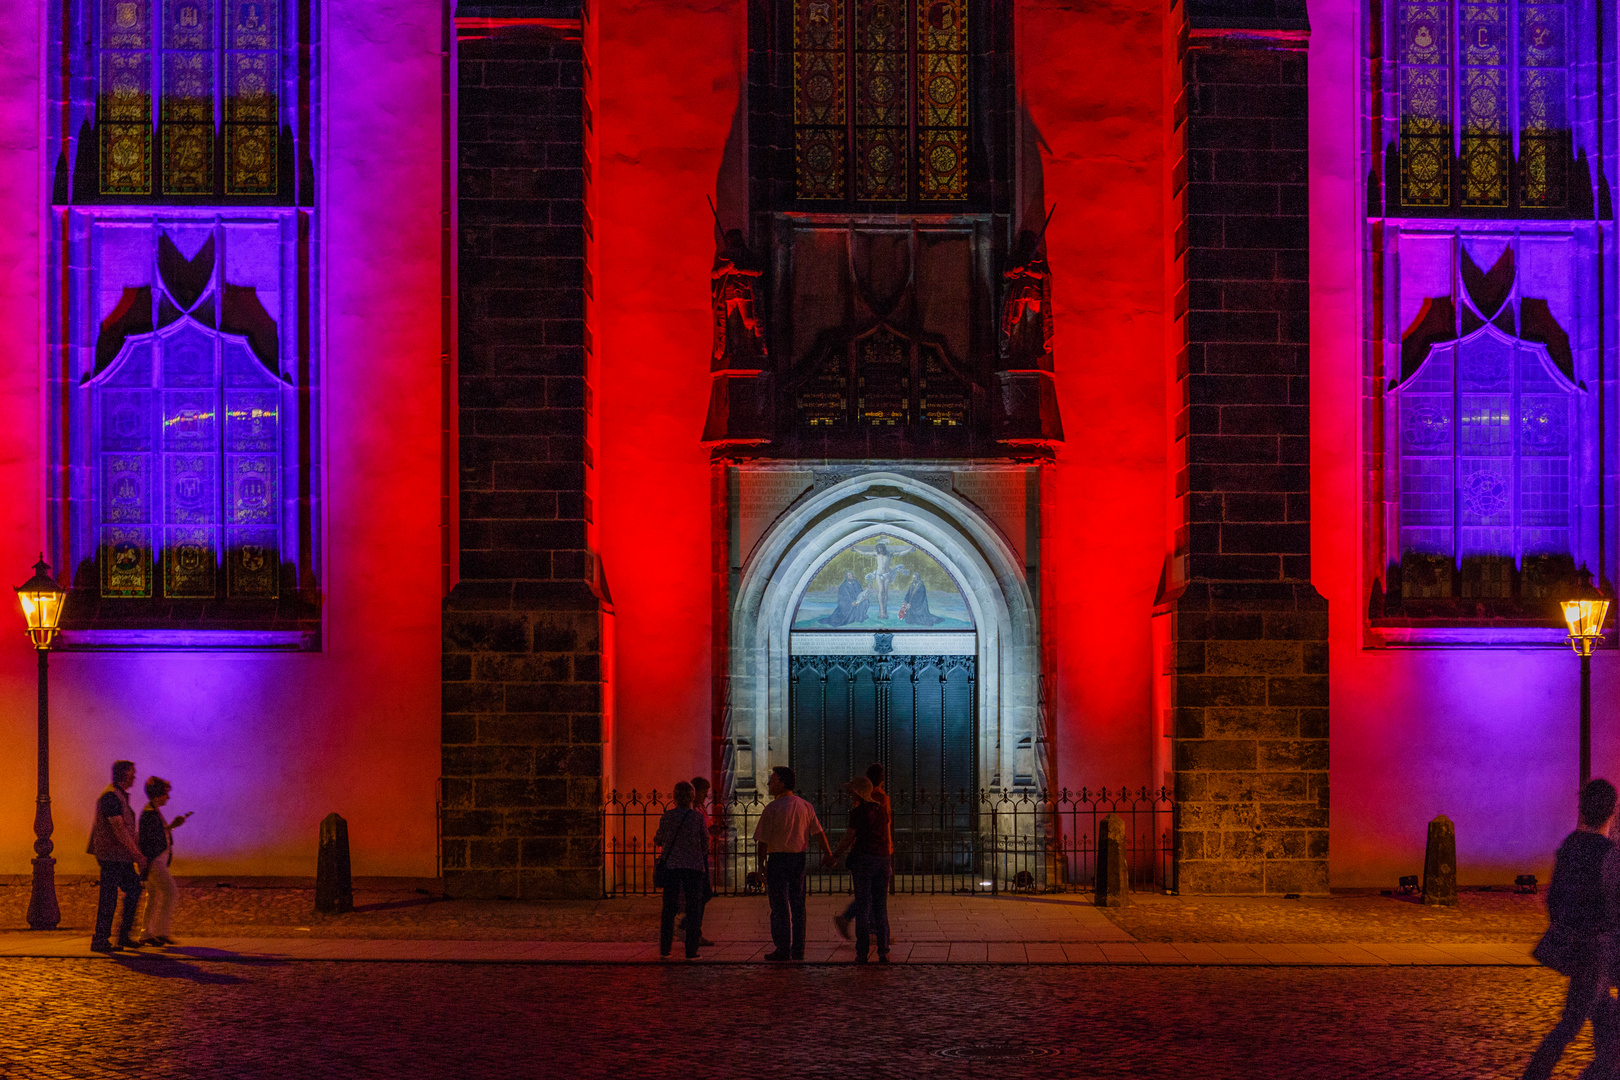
1532;925;1580;976
653;808;698;891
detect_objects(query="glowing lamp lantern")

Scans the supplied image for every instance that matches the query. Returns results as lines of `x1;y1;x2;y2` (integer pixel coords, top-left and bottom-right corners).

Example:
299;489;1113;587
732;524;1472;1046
14;555;65;930
1562;597;1610;656
15;557;66;650
1561;581;1611;788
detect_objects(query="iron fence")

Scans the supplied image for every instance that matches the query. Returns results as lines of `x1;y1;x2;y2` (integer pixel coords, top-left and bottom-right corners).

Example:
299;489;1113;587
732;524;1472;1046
601;786;1174;898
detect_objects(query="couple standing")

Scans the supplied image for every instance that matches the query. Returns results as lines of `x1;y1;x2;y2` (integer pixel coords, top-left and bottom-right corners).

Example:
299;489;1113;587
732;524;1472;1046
88;759;190;953
753;763;892;962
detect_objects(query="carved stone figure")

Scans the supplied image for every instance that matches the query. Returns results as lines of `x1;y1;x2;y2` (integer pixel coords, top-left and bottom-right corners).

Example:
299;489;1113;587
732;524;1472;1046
1001;229;1054;369
711;228;767;370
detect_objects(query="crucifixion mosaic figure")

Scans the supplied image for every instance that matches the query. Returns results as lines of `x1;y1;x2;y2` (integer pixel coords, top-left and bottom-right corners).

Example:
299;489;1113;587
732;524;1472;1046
851;539;913;620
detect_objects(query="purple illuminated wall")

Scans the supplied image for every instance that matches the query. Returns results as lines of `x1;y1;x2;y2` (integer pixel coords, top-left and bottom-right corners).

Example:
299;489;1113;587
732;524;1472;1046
0;1;446;876
1312;0;1619;886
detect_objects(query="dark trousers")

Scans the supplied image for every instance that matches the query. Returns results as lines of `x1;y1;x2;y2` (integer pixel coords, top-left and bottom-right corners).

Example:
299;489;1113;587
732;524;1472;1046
1586;995;1620;1080
848;853;891;959
766;853;808;957
842;858;892;921
660;870;705;957
93;859;143;946
1524;944;1613;1080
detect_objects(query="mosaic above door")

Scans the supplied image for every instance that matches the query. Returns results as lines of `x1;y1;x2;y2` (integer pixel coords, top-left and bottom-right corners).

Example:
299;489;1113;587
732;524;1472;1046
792;532;974;630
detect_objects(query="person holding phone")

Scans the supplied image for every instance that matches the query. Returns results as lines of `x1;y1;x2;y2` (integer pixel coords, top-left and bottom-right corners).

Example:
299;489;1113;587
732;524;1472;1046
137;776;191;946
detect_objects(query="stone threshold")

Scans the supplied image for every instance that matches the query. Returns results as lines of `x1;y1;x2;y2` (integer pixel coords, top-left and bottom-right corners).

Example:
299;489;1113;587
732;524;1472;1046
0;935;1541;966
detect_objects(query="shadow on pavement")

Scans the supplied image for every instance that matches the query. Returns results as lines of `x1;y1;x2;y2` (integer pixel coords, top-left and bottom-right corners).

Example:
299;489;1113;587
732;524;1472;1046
350;895;448;914
112;953;255;984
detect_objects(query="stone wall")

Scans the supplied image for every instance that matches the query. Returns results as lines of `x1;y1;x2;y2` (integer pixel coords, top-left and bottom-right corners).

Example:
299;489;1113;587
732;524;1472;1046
1163;0;1329;894
442;3;606;900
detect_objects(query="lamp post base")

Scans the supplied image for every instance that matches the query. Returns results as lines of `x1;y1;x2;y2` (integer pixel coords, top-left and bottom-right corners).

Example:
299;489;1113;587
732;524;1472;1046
26;789;58;930
26;855;59;931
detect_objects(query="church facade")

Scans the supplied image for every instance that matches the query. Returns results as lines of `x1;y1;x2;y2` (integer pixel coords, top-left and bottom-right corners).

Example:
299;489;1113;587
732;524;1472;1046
0;0;1613;896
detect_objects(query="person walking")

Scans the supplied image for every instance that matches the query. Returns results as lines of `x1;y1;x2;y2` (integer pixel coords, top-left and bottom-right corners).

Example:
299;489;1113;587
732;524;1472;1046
88;760;148;953
654;781;709;959
834;762;892;941
828;776;891;963
137;776;192;946
1522;778;1619;1080
753;765;832;961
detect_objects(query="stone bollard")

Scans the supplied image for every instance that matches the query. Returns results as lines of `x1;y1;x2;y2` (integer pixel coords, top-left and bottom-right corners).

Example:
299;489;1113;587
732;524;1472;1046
1095;813;1130;908
1422;814;1457;907
315;812;354;914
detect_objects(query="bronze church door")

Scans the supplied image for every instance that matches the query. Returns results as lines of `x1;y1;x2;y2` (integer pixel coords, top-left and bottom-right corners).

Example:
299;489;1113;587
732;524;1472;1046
789;653;977;874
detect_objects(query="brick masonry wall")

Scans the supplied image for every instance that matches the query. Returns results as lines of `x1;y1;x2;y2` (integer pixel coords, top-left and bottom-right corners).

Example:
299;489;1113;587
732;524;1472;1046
1164;0;1328;894
442;6;606;900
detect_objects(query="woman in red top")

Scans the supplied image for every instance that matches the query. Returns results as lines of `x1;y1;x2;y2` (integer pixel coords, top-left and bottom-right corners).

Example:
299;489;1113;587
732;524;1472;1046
829;776;891;963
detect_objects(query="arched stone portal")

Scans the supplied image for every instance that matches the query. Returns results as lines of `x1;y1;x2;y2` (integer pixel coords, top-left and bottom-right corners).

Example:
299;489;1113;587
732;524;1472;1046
725;471;1043;798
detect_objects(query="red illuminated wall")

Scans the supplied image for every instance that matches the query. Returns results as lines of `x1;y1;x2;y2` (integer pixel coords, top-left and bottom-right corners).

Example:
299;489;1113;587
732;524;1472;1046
595;0;744;793
1016;0;1168;793
0;3;446;877
596;0;1169;798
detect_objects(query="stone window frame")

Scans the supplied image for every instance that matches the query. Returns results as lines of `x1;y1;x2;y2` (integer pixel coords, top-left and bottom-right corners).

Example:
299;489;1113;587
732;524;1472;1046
1364;0;1615;646
1363;225;1615;646
46;0;322;650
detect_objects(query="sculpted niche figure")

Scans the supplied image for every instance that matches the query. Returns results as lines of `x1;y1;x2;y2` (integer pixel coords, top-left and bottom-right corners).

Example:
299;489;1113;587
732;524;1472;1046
711;228;768;370
1001;228;1054;369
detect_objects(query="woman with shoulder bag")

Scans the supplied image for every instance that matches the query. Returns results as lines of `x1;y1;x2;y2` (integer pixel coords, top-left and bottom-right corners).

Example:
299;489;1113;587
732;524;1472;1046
653;781;709;959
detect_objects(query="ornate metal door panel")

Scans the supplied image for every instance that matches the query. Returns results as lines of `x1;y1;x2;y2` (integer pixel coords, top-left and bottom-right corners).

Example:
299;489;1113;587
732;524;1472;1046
790;653;977;874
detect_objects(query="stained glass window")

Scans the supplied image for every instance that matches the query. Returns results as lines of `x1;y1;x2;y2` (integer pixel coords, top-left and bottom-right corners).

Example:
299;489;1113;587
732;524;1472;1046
1458;1;1508;206
1519;0;1568;206
59;3;315;636
1394;329;1576;599
857;329;910;424
101;0;154;194
797;333;974;431
855;1;906;200
88;227;286;600
791;0;968;203
162;0;214;193
1393;0;1572;210
797;353;849;426
1398;2;1451;206
794;0;846;200
916;0;967;199
920;349;968;426
225;1;279;193
97;0;281;196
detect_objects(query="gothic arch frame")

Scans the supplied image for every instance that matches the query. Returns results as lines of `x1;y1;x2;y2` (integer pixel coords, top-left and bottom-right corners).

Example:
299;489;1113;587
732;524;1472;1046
726;470;1042;794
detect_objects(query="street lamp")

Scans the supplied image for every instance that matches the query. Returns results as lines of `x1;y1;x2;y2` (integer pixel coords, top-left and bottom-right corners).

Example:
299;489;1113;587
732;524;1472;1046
15;556;65;930
1561;576;1611;789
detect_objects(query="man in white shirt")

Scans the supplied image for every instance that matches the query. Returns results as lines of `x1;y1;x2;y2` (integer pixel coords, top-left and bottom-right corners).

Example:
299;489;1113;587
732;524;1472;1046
753;765;832;960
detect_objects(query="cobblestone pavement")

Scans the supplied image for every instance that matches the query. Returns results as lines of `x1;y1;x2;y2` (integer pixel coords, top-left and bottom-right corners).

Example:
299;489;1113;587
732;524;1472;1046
0;877;1552;945
1108;889;1549;943
0;934;1542;965
0;958;1597;1079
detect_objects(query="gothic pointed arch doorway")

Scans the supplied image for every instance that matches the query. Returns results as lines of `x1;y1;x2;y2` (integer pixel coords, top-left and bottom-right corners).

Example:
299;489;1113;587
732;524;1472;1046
725;470;1043;809
786;531;979;800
